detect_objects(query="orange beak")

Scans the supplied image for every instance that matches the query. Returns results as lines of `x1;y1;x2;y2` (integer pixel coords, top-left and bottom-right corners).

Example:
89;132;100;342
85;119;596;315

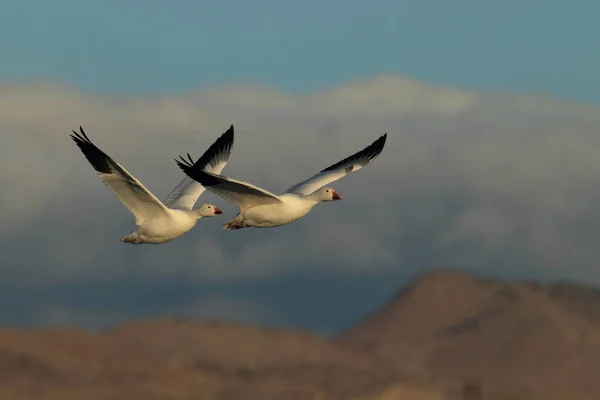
214;207;224;215
332;191;343;201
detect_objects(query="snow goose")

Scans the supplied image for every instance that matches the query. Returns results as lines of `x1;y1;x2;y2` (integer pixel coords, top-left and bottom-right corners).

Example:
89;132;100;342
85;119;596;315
70;125;234;244
175;133;387;230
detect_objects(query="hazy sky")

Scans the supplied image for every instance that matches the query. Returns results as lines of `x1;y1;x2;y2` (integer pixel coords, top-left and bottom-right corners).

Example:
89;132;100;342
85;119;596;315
1;1;598;101
1;1;599;335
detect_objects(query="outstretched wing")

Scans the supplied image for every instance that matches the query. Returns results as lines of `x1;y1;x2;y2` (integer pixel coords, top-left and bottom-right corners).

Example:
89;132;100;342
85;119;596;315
164;125;235;210
285;133;387;195
70;127;170;226
175;160;281;210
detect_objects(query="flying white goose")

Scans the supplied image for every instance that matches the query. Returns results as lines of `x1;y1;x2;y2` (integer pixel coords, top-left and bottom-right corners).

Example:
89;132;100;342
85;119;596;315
175;133;387;230
71;125;234;244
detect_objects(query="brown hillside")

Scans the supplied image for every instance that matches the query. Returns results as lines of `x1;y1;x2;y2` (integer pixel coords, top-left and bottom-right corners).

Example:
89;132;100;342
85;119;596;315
0;317;443;399
337;269;600;399
4;268;600;399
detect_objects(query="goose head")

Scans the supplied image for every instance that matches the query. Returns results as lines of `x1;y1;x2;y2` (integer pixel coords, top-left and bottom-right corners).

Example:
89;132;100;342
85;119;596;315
315;187;343;202
197;203;224;217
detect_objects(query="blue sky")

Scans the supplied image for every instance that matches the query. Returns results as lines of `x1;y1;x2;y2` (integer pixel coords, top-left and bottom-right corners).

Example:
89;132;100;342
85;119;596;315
1;0;598;102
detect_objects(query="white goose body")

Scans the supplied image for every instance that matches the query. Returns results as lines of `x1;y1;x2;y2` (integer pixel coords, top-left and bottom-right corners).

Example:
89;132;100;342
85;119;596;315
71;125;235;244
123;209;200;244
236;193;318;228
176;133;387;230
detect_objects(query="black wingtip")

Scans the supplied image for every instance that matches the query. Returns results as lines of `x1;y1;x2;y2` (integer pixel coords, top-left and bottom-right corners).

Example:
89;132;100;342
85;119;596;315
320;133;388;173
70;125;92;145
70;126;113;174
364;133;387;161
185;124;235;171
175;159;221;186
361;132;387;156
223;124;234;142
175;154;193;169
374;133;387;152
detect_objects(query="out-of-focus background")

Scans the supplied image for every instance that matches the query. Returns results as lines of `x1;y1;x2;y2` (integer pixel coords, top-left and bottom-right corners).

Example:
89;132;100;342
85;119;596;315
1;1;599;398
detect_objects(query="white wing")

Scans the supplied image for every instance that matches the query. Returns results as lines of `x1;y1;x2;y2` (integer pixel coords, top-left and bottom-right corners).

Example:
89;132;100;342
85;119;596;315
175;161;281;210
164;125;234;210
71;127;170;226
285;133;387;195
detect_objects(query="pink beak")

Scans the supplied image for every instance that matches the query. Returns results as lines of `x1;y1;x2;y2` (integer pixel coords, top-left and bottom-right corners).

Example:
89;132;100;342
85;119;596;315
332;191;343;201
214;207;224;215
